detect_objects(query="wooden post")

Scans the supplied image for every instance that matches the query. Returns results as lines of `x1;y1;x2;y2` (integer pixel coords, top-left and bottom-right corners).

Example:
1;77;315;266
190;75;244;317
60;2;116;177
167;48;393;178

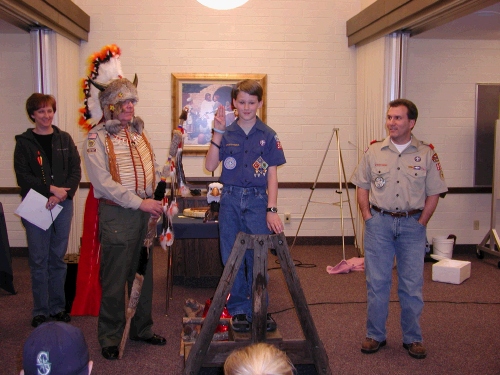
271;235;332;374
184;232;248;375
251;235;269;343
183;232;332;375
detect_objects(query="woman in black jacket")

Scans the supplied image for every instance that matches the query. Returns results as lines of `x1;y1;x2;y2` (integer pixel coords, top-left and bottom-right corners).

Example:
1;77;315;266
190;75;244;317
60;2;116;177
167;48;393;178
14;93;81;328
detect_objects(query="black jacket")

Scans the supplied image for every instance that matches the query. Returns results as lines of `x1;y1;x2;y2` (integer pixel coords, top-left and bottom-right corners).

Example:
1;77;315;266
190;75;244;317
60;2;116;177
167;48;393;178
14;126;81;199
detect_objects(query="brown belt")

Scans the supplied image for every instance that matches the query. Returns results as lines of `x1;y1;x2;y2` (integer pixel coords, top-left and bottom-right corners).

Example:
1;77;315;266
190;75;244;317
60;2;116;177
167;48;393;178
371;205;422;217
99;198;120;207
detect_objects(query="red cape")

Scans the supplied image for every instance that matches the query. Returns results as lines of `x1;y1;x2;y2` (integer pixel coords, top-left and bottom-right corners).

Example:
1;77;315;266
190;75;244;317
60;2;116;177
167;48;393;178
71;184;101;316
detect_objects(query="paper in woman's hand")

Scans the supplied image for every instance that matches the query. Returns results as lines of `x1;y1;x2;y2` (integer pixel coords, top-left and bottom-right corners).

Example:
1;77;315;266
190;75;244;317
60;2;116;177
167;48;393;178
15;189;63;230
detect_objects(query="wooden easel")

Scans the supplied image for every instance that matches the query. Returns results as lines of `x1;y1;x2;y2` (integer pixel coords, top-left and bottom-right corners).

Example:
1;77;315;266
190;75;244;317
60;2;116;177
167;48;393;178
291;128;360;259
183;232;332;375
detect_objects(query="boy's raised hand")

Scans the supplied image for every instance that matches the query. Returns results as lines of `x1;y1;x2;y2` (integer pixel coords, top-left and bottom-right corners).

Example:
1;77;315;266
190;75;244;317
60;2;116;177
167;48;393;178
213;104;226;131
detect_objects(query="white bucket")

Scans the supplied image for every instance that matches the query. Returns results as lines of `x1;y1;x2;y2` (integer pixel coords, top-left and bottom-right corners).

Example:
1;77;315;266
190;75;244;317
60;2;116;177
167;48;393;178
432;236;455;259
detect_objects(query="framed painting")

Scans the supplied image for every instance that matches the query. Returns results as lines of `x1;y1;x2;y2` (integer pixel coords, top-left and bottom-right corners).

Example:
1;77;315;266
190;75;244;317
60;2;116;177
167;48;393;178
171;73;267;154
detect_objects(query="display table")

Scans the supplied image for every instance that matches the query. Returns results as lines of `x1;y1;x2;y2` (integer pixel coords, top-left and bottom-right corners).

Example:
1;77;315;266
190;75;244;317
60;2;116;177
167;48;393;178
170;215;222;287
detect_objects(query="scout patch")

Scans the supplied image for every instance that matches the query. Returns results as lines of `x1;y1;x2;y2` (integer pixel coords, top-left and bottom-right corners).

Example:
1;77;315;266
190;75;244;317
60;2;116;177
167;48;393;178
274;135;282;150
224;157;236;170
414;156;421;162
432;153;440;163
374;177;385;188
86;135;97;153
260;140;266;147
253;156;268;177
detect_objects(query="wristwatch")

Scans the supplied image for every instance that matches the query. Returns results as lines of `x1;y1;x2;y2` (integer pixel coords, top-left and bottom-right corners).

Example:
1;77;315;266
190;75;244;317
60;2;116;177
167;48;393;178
266;207;278;213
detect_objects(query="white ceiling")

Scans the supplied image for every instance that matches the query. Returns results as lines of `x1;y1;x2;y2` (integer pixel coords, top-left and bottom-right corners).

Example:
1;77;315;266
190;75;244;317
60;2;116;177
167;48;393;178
413;2;500;40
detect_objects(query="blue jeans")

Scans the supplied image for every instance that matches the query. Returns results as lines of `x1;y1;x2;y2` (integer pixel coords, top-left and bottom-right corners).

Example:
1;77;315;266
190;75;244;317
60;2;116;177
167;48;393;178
219;186;271;319
364;208;426;344
22;199;73;317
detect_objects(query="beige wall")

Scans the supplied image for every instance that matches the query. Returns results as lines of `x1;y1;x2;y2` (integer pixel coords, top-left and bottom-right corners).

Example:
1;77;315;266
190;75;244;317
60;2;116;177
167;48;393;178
3;1;499;247
406;37;500;244
72;0;362;241
0;26;33;247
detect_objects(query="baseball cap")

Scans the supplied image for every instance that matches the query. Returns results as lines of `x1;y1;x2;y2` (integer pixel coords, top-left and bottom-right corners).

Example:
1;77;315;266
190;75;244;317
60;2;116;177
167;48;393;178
22;322;89;375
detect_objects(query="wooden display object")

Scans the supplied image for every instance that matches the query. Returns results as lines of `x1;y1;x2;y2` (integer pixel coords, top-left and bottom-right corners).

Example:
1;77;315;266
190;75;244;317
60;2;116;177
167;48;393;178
183;232;332;375
182;207;209;218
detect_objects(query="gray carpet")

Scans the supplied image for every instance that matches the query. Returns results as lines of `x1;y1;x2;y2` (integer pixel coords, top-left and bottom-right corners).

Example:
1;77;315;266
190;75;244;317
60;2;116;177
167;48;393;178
2;243;500;374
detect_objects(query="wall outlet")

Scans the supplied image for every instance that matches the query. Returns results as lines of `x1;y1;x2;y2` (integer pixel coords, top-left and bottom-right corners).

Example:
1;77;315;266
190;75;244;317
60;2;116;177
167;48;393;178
284;213;291;224
473;220;479;230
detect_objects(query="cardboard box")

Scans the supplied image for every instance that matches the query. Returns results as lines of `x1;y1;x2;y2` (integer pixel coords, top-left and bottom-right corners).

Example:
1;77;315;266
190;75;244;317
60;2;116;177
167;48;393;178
432;259;471;285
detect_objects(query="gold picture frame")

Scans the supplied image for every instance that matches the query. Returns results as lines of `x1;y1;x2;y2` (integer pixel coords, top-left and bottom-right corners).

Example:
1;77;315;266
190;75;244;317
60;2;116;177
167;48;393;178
171;73;267;154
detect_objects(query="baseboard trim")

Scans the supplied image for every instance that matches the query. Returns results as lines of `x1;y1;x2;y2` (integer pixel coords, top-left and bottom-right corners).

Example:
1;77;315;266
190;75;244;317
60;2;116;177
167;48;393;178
9;241;479;257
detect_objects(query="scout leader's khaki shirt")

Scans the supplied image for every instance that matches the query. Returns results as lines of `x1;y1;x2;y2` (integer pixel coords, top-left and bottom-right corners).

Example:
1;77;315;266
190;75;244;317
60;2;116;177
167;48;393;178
351;134;448;212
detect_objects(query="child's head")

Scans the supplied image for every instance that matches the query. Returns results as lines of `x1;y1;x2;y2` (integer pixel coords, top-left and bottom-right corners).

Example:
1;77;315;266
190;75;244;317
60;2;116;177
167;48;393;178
231;79;263;102
224;343;295;375
21;322;92;375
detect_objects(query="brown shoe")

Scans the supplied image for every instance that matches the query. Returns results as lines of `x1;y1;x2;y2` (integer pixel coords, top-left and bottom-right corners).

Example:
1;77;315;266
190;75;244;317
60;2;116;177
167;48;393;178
361;337;386;354
403;342;427;359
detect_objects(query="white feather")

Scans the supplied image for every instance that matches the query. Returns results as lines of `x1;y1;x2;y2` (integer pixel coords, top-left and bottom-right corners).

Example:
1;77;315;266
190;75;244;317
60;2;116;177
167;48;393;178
86;55;124;126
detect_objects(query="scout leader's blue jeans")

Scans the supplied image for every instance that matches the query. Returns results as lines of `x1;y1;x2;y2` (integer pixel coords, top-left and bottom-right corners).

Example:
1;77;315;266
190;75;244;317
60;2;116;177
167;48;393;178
219;185;271;320
22;199;73;317
363;207;426;345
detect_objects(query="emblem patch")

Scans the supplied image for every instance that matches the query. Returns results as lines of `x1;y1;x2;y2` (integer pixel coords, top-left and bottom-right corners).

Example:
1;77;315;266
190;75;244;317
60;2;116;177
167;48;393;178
224;157;236;170
252;156;268;177
36;351;51;374
374;177;385;188
274;135;283;150
414;156;421;162
432;153;440;163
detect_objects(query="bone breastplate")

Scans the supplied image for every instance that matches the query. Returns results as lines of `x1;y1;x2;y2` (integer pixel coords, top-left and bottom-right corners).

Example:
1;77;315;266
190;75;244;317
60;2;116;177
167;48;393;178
105;127;155;198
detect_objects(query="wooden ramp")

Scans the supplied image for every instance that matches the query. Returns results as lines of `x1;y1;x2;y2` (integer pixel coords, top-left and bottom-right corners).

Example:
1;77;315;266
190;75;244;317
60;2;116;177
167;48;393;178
183;232;332;374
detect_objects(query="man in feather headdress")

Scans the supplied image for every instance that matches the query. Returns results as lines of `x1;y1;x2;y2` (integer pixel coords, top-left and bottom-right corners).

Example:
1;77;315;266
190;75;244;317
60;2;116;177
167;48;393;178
83;74;166;360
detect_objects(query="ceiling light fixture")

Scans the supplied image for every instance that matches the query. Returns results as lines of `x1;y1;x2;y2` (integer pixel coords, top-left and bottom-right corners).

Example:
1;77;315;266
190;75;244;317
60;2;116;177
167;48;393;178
196;0;249;10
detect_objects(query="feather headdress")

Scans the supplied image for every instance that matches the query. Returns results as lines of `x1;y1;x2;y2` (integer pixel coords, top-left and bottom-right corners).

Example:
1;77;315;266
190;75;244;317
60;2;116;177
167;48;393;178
78;44;123;133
